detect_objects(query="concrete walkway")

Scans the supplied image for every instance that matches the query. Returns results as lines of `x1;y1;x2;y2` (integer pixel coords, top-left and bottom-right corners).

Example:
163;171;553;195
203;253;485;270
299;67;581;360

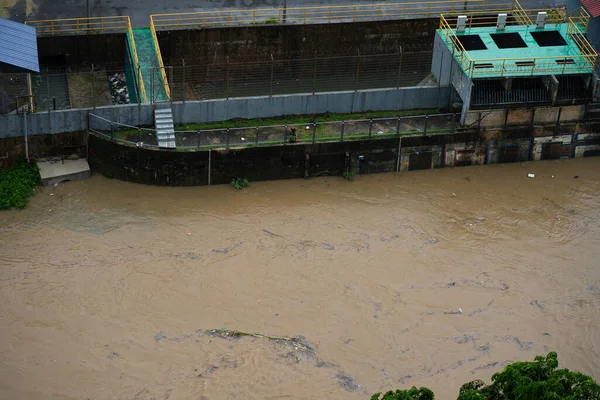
38;158;90;186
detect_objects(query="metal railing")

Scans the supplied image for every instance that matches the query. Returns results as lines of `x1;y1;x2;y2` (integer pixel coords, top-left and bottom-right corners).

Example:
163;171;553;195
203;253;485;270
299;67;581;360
126;18;148;103
88;112;459;150
149;22;171;101
567;17;598;68
25;16;130;36
567;7;591;31
439;8;596;78
512;0;533;25
439;15;473;75
150;0;514;31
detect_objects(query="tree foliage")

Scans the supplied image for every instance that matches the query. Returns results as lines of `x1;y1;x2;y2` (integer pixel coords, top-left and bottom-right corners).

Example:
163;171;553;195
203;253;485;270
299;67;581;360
0;161;41;210
458;352;600;400
372;353;600;400
370;387;435;400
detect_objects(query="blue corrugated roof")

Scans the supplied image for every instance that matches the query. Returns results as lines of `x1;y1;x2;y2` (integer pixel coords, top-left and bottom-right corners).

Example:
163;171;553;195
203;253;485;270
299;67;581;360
0;18;39;73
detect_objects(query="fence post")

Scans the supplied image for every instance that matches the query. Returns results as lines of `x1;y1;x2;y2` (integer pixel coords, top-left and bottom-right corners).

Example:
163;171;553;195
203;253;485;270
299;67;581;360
53;97;56;111
396;136;402;172
368;119;373;138
226;56;230;100
46;66;50;113
396;49;403;89
226;128;230;149
92;64;96;109
312;123;316;144
556;106;562;126
340;120;345;142
312;53;317;95
355;50;361;91
150;68;154;104
138;127;141;143
270;54;274;97
396;117;400;135
182;59;186;102
451;113;456;133
424;114;429;135
207;149;211;186
255;127;259;144
110;123;114;141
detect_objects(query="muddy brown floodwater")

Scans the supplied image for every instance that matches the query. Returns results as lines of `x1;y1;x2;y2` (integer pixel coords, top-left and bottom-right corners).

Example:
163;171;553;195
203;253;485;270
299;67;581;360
1;158;599;400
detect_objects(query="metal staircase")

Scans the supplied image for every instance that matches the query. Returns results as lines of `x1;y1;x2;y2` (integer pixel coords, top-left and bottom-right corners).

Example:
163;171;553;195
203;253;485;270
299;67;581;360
154;104;175;148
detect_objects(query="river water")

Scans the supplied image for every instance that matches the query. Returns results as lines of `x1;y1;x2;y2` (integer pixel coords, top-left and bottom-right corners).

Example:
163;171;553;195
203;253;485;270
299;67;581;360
1;158;599;400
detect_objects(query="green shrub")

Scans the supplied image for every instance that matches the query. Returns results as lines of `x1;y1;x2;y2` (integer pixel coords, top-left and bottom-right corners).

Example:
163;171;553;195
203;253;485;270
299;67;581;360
371;352;600;400
231;177;249;190
371;387;434;400
458;352;600;400
343;171;355;181
0;161;41;210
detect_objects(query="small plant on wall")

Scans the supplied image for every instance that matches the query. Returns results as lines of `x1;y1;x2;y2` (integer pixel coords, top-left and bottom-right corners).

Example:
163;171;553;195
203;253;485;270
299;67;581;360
343;171;355;181
231;177;250;190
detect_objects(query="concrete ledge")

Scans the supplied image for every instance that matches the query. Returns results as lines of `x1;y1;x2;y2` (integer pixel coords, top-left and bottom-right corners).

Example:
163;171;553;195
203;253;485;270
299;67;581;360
38;158;90;186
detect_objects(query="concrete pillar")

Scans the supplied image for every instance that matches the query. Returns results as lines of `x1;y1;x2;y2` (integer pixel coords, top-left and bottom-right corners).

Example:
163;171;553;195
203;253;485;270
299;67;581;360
543;75;559;105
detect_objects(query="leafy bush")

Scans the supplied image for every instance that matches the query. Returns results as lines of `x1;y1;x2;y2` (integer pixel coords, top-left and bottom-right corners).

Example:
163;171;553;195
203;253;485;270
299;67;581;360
458;352;600;400
371;387;435;400
372;353;599;400
343;171;355;181
231;177;249;190
0;161;41;210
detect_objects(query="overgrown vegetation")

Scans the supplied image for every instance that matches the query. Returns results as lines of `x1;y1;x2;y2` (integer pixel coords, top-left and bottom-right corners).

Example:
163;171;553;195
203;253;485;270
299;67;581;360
231;177;249;190
175;109;440;131
343;171;355;181
0;161;41;210
372;352;600;400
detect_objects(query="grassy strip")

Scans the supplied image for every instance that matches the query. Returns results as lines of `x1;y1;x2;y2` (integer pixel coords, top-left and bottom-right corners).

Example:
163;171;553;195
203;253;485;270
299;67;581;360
113;108;441;141
176;109;440;131
0;161;41;210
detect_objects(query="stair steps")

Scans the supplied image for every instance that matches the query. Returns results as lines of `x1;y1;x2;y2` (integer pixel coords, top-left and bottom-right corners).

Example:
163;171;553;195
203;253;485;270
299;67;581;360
154;105;176;148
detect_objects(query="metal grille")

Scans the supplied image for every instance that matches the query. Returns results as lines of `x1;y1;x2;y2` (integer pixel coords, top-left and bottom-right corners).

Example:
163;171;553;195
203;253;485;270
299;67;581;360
165;51;433;101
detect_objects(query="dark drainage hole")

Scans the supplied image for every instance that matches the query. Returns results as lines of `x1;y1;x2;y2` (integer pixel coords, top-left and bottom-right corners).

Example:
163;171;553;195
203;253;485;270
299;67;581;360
530;30;567;46
454;34;487;51
515;61;535;67
474;63;494;69
490;32;528;49
555;58;575;64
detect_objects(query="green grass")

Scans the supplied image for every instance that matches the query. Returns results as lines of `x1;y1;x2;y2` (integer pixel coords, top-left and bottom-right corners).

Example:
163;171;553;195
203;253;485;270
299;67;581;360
175;109;440;131
0;161;41;210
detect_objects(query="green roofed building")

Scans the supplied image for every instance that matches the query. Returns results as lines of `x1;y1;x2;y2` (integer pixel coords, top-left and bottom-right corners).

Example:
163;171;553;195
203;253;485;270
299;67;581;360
432;5;598;122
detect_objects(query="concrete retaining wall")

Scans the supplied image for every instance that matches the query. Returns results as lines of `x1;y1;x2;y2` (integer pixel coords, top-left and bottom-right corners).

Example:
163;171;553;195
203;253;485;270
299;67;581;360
87;122;600;186
0;86;452;138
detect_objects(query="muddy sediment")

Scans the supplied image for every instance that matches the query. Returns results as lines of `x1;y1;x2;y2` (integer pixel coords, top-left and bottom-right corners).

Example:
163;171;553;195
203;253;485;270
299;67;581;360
0;158;599;399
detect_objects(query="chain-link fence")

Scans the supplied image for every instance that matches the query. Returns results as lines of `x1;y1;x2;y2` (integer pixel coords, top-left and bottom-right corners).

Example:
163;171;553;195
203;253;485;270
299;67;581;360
164;51;434;101
1;61;138;115
89;112;458;150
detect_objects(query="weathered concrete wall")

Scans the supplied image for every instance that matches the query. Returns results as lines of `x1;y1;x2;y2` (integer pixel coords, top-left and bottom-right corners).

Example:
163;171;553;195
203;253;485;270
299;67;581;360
0;131;87;166
0;86;452;138
158;18;438;64
37;34;127;66
87;122;600;186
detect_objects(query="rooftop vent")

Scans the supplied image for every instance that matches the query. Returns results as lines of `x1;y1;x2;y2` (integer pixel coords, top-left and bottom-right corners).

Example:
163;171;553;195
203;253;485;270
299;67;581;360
496;13;507;31
536;12;547;29
457;15;467;33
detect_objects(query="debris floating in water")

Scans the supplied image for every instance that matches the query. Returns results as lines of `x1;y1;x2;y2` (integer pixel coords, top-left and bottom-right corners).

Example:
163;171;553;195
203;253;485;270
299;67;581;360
528;173;535;178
